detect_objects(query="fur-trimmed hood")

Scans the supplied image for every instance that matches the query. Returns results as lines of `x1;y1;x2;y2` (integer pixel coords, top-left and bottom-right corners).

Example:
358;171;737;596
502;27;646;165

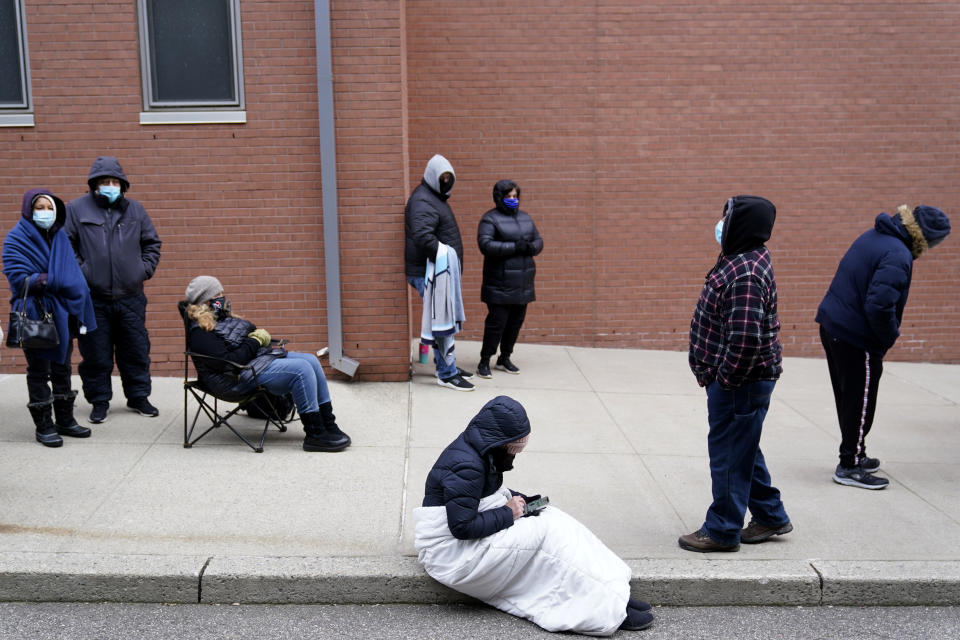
892;204;950;259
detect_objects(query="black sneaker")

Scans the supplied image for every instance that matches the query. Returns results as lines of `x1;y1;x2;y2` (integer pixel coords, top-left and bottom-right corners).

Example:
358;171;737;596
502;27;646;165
860;456;880;473
495;355;520;374
127;397;159;417
619;607;654;631
628;597;652;613
89;402;109;424
833;464;889;490
437;374;475;391
457;367;474;380
476;360;492;379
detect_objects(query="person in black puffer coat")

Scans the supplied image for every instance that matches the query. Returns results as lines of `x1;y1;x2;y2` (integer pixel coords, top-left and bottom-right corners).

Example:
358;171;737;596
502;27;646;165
816;204;950;490
413;396;654;634
475;180;543;378
404;154;473;391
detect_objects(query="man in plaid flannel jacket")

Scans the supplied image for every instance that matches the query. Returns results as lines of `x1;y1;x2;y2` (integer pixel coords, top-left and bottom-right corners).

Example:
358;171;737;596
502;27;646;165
680;195;792;553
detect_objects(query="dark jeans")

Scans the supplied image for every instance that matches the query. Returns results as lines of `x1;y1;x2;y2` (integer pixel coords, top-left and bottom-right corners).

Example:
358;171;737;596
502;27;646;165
78;294;152;404
703;379;788;545
819;325;883;468
25;341;74;405
480;303;527;360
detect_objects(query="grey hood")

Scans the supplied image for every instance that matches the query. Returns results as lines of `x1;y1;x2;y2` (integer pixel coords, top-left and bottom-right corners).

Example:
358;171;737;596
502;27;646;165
422;154;455;194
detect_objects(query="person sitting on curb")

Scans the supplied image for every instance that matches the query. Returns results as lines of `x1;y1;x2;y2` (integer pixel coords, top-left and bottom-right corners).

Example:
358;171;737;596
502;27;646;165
183;276;350;452
816;204;950;490
414;395;654;634
682;195;793;553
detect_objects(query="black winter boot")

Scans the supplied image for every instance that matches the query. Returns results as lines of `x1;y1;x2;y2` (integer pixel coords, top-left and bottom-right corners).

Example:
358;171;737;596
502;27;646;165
301;410;350;452
53;391;91;438
318;401;352;446
28;401;63;448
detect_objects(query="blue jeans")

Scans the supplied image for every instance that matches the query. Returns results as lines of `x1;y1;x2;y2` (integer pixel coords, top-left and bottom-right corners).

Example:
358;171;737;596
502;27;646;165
407;276;458;380
702;379;789;545
256;352;330;414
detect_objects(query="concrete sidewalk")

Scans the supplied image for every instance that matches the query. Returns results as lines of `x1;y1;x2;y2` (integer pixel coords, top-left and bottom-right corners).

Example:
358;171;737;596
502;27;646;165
0;342;958;606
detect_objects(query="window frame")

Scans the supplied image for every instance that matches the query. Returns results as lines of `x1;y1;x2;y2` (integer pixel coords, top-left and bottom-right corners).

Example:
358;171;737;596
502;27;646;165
0;0;34;127
136;0;246;120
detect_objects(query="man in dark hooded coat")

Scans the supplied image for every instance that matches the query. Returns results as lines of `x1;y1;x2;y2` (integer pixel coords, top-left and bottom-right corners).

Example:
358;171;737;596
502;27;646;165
682;195;792;553
64;156;162;424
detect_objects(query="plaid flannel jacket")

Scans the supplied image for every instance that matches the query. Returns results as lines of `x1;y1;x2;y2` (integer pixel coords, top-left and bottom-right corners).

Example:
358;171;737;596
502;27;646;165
688;247;782;389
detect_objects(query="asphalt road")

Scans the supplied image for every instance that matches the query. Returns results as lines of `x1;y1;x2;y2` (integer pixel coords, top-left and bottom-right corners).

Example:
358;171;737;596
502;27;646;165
1;603;958;639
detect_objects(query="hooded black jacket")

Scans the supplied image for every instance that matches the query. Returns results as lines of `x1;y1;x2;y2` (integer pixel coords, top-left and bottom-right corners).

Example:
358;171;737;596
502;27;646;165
64;156;162;300
422;396;531;540
477;202;543;305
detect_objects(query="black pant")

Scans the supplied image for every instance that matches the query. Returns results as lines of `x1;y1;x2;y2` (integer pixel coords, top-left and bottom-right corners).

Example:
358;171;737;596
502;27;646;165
78;294;152;404
25;341;74;406
819;325;883;468
480;303;527;360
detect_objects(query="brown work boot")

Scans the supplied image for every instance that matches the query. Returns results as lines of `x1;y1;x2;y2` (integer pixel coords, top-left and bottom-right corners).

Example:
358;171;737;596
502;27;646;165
741;520;793;544
678;528;739;553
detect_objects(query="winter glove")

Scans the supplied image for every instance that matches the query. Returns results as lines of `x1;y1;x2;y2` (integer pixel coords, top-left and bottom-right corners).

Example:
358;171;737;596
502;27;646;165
28;273;48;294
514;239;530;255
248;329;271;347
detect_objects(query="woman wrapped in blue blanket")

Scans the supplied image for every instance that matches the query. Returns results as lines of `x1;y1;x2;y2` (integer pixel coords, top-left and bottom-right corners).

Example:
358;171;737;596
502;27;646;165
2;189;97;447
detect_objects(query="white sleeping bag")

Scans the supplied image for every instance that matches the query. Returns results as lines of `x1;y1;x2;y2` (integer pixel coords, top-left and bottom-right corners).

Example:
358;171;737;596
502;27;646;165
413;486;630;636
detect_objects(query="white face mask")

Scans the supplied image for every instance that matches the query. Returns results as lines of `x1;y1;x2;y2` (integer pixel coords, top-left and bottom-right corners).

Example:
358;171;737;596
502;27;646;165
715;219;724;245
33;209;56;229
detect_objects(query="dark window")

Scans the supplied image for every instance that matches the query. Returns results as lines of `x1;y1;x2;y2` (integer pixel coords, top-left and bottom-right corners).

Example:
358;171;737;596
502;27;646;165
138;0;244;108
0;0;29;109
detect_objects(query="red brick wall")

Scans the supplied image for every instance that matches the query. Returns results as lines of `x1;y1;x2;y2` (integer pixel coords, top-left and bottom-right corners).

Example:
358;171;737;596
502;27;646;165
2;1;958;388
0;1;410;381
406;1;960;362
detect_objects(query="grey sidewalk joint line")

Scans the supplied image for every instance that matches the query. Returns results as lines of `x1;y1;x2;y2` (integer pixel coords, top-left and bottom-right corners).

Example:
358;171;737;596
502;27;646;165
809;561;825;605
197;556;212;604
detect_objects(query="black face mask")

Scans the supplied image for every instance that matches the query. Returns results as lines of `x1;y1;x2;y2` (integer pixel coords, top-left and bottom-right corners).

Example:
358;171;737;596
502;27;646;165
210;297;231;320
439;175;455;195
489;447;515;472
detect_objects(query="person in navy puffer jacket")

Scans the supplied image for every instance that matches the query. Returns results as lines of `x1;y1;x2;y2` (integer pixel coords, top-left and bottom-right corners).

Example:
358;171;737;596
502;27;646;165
816;204;950;490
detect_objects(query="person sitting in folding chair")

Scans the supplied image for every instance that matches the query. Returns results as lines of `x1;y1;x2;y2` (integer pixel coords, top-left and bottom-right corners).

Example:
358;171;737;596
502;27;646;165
183;276;350;452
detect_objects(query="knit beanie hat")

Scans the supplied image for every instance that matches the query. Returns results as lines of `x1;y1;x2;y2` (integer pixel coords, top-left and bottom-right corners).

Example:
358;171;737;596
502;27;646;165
185;276;223;305
912;205;951;249
505;434;529;455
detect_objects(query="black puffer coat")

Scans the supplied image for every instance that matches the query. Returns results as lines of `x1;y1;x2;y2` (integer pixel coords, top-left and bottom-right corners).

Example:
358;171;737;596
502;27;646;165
422;396;531;540
404;180;464;278
477;204;543;305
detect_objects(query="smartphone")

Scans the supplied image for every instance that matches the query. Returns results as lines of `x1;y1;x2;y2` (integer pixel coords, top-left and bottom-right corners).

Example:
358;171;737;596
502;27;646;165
523;495;550;515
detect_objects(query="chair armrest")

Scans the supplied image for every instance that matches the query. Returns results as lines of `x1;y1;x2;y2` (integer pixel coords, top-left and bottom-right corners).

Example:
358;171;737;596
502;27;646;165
185;350;253;371
185;350;272;387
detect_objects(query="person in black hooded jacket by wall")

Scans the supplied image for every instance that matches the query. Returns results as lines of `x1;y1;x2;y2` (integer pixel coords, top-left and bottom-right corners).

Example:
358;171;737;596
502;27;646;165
404;154;474;392
64;156;162;424
475;180;543;378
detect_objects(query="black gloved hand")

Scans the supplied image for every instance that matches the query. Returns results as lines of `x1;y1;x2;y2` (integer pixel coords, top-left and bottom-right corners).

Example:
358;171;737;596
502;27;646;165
514;239;530;255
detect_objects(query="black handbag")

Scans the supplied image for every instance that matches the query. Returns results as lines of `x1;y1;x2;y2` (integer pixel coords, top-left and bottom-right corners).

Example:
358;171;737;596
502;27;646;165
6;278;60;350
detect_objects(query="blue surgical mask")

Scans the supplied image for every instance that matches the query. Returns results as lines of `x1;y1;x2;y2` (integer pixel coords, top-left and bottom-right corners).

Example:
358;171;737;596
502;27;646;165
33;209;56;230
502;197;519;210
99;185;121;203
715;219;724;245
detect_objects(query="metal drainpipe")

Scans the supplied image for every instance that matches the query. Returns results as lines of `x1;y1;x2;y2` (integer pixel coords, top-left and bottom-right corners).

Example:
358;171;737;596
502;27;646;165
314;0;359;377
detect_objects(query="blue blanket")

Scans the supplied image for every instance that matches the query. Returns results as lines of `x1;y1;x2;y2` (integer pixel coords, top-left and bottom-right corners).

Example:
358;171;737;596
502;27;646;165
3;219;97;363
